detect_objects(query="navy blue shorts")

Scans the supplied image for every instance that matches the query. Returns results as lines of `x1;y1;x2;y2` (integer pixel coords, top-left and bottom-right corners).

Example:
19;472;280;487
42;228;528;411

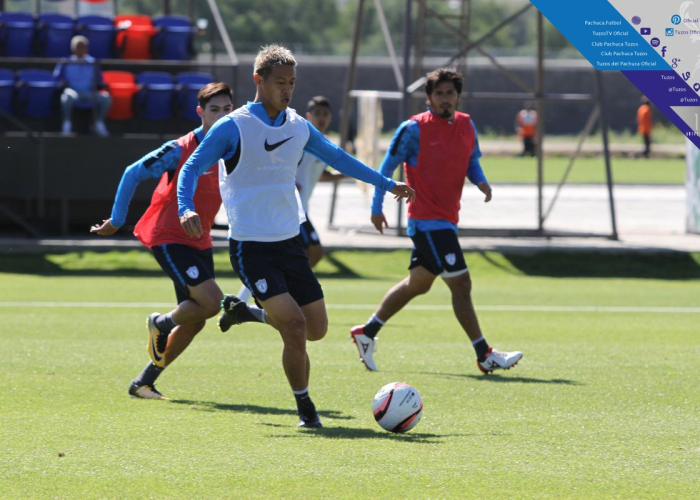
229;237;324;307
296;216;321;249
151;244;215;304
409;229;468;277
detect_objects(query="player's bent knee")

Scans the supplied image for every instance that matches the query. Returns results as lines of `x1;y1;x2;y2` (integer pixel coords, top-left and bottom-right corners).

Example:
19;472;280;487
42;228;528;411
306;319;328;341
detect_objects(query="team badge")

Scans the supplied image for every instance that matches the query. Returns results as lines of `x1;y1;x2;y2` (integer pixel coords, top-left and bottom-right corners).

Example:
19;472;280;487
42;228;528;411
186;266;199;279
445;253;456;266
255;279;268;293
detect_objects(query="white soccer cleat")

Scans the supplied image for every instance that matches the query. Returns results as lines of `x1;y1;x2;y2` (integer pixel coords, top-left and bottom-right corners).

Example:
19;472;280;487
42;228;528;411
350;325;377;371
478;347;523;374
129;382;169;400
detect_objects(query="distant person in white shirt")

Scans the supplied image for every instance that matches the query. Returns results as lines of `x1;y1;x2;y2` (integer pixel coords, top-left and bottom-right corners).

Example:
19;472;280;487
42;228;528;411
176;44;415;428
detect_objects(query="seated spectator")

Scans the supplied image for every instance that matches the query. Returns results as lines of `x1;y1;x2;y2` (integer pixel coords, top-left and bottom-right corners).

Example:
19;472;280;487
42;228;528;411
53;35;111;137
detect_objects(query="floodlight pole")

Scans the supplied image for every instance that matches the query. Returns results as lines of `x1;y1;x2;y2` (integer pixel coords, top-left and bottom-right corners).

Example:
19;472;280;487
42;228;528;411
397;0;412;234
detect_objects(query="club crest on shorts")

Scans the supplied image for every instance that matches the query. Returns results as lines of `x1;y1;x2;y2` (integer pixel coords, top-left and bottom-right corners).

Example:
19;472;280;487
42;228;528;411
186;266;199;279
445;253;456;266
255;278;268;293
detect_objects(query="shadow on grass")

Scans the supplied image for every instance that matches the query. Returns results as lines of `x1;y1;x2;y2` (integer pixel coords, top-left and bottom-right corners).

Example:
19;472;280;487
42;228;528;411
502;251;700;280
417;371;582;385
0;251;364;279
169;399;353;420
263;424;448;443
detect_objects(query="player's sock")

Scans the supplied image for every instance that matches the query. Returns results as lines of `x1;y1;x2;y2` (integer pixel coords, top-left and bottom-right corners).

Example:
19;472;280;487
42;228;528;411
472;336;491;362
238;285;252;303
154;312;178;334
248;305;266;324
133;362;164;387
362;314;385;339
233;303;265;324
292;387;316;414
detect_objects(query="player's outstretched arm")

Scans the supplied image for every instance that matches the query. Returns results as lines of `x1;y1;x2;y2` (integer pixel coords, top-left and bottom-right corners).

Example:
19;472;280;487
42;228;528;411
90;219;119;236
390;182;415;203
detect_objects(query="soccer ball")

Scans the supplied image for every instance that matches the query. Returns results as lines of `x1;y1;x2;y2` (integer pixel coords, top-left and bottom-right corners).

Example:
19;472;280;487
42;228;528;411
372;382;423;433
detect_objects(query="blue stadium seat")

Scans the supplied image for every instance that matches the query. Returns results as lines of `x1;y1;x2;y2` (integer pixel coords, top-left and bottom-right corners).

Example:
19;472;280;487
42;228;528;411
0;69;14;116
136;71;175;120
176;72;213;121
36;13;76;58
151;15;194;61
16;69;59;118
0;12;36;57
77;14;115;59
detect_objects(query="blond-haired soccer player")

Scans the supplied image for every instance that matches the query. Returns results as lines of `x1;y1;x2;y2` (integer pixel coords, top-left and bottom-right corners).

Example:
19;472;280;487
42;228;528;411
177;45;414;428
91;83;234;399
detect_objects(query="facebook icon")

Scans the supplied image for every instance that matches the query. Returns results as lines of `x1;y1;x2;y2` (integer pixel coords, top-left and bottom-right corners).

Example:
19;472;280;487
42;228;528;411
661;46;667;57
641;27;651;35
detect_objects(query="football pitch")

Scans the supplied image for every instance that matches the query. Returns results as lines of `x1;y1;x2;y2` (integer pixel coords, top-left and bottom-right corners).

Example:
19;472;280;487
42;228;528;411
1;250;699;499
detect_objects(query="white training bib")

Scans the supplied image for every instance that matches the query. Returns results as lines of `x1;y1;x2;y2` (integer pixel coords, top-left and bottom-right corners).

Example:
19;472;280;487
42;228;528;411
220;106;310;241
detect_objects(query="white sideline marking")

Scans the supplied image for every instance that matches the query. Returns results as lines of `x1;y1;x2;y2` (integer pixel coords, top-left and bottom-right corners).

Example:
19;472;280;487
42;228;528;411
0;302;699;314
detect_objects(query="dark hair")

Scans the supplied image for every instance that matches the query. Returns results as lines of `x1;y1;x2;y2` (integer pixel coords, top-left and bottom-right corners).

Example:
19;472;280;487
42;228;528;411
307;95;331;112
425;67;463;96
197;82;233;108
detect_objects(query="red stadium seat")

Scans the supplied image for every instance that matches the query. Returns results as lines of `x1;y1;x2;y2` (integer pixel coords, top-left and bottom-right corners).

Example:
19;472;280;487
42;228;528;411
103;70;137;120
114;14;154;60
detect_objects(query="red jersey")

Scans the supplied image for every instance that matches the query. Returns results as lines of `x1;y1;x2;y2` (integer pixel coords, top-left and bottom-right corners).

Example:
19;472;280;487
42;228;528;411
405;111;475;224
134;131;221;250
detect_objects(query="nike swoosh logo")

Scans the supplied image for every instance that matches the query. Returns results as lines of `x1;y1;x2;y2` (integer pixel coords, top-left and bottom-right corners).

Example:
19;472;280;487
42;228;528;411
264;136;294;151
150;334;163;363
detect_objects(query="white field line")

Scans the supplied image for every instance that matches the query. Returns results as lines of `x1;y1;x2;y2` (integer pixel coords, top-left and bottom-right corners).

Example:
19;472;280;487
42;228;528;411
0;302;699;314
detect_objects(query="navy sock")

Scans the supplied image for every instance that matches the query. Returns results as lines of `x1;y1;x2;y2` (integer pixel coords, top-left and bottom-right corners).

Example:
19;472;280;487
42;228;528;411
472;337;490;362
133;362;164;387
363;314;384;339
293;391;316;415
155;312;178;334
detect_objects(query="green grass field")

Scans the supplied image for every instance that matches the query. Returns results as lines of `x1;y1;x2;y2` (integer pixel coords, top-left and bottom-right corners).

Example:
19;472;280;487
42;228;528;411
1;250;699;499
483;156;686;185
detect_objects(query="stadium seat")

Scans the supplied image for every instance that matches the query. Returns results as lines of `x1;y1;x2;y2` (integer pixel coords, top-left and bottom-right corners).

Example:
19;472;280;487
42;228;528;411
16;69;59;118
103;70;137;120
152;15;194;61
77;14;116;59
136;71;175;120
114;14;154;60
35;13;76;58
0;69;14;116
176;72;213;121
0;12;36;57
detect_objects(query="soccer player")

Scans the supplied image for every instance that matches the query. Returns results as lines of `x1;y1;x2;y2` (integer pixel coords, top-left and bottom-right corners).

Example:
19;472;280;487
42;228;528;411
350;67;523;375
235;95;342;303
90;82;234;399
177;45;414;428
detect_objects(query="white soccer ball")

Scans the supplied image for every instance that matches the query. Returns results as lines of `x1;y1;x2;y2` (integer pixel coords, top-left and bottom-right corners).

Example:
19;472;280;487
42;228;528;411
372;382;423;433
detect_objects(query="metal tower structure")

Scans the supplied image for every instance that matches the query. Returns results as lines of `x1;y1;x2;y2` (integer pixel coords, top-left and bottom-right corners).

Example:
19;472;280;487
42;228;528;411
336;0;618;240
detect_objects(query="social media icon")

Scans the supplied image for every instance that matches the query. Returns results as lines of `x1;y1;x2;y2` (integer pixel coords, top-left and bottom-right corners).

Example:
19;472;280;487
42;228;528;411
666;28;674;36
650;37;660;47
661;46;667;57
631;16;641;26
671;14;681;25
641;27;651;35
